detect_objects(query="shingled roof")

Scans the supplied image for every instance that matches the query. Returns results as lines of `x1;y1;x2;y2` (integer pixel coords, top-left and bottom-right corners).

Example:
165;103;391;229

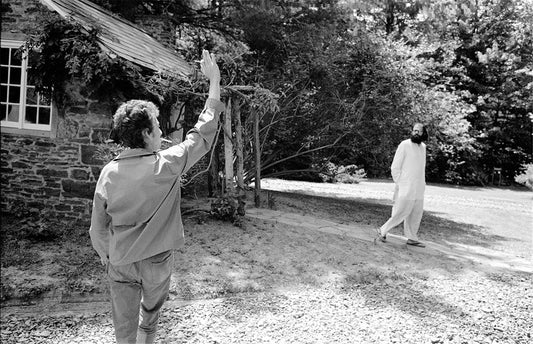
39;0;193;78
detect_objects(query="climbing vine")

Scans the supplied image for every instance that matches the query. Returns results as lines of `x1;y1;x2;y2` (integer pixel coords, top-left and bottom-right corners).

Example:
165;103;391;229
21;9;202;134
24;13;136;108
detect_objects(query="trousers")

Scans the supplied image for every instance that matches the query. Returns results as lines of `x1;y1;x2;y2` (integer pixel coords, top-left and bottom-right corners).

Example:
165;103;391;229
107;250;173;344
379;198;424;240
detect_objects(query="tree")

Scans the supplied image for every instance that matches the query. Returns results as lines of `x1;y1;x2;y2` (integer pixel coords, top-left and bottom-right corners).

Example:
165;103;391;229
452;0;533;182
345;0;533;183
27;0;532;186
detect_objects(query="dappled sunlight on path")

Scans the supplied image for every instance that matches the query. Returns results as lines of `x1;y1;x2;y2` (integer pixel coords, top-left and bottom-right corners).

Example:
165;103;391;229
256;178;533;273
245;207;533;274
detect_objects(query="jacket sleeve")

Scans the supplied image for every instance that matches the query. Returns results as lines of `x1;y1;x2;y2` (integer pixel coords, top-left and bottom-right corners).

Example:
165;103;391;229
390;142;405;183
89;190;111;263
162;98;225;174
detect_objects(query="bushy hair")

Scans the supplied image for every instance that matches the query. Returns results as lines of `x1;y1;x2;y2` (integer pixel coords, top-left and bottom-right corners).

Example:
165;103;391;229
110;100;159;148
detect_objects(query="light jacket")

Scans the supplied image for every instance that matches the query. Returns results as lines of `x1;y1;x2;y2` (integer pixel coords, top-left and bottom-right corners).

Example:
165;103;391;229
391;139;426;200
89;98;225;266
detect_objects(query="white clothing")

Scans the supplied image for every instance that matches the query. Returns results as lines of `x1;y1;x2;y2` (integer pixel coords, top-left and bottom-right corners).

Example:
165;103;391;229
380;199;424;240
380;139;427;240
391;139;426;200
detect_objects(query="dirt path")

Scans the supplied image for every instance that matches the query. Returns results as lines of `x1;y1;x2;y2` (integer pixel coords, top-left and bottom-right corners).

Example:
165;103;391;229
244;207;532;274
260;178;533;261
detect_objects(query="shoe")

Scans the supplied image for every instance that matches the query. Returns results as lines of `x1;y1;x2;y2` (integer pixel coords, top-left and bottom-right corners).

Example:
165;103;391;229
374;228;387;243
406;239;425;247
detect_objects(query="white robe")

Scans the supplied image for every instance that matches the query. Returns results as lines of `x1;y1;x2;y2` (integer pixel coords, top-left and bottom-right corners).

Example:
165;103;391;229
391;139;426;200
379;139;426;241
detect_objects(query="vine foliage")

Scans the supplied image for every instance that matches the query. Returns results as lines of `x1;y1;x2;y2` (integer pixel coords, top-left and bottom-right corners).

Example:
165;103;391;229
22;9;200;124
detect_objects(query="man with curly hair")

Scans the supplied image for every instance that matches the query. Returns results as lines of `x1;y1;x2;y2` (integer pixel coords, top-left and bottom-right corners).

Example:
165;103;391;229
89;50;223;343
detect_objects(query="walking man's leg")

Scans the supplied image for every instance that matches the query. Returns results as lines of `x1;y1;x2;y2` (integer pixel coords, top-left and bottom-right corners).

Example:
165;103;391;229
404;199;424;241
379;198;415;239
137;250;173;344
109;264;142;344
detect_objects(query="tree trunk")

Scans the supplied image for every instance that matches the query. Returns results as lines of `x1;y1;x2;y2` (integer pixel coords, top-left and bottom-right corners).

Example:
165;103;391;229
208;135;221;197
224;97;235;195
253;108;261;207
233;98;245;215
234;99;244;190
385;0;395;35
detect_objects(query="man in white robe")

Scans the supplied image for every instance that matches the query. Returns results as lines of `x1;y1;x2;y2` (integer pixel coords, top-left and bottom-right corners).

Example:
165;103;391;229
376;123;428;247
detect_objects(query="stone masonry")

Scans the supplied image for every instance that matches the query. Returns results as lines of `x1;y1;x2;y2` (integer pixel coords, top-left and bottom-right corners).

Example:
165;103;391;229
1;134;102;221
1;0;211;222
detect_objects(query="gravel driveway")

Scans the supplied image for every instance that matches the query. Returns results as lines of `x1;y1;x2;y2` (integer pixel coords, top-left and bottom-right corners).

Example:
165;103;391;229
1;179;531;344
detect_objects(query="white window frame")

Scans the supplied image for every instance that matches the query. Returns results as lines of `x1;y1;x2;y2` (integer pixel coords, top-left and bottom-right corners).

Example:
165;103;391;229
1;40;54;133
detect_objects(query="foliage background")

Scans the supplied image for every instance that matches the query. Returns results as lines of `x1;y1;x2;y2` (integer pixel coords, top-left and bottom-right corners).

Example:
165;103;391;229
20;0;533;186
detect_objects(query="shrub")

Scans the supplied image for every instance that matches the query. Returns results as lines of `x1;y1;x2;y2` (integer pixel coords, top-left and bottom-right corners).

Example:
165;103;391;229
5;201;65;241
210;195;245;226
320;162;367;184
515;164;533;190
20;210;66;241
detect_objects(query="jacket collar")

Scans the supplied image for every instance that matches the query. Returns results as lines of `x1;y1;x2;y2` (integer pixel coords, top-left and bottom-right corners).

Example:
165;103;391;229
114;148;156;161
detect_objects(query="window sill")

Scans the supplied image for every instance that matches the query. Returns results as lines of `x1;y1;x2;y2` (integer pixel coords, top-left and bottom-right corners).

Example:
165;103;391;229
0;126;52;138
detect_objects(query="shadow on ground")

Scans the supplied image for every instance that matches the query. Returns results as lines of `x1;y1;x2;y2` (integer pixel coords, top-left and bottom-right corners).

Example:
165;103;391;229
266;190;519;252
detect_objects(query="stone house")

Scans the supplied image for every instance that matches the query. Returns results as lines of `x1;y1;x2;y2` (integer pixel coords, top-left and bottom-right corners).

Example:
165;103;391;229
1;0;211;222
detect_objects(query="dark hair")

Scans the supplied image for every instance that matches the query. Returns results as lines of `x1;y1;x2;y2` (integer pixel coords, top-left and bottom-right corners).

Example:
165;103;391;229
413;122;429;142
110;100;159;148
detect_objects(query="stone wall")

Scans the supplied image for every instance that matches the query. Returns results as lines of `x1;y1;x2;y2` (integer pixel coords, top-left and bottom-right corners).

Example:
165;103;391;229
1;96;213;220
0;90;113;220
1;0;42;36
0;134;101;221
1;0;212;221
2;1;115;220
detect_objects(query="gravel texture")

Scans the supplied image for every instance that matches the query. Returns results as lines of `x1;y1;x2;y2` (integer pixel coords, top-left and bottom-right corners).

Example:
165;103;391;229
1;271;532;343
1;180;531;343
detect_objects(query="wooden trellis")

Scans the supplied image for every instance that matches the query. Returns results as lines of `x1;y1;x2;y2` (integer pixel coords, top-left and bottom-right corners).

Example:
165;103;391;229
220;85;277;209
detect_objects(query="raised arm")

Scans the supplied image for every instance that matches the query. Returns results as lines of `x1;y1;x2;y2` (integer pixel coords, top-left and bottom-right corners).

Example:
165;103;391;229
200;49;221;101
162;50;225;174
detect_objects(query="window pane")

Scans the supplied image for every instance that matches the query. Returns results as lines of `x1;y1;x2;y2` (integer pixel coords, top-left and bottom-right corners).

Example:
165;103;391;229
38;108;50;125
0;103;6;120
10;49;22;66
0;48;9;65
25;106;37;123
0;66;7;83
26;87;37;105
9;67;21;84
8;86;20;103
39;93;51;106
0;85;6;102
7;104;19;122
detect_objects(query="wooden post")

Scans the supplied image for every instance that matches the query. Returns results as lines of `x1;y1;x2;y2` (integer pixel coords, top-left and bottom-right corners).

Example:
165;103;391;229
207;137;220;197
224;97;235;195
253;109;261;207
234;99;245;215
169;102;184;143
234;99;244;190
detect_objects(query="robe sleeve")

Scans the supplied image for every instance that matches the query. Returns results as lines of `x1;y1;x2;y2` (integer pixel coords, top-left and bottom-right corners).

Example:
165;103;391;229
390;142;405;184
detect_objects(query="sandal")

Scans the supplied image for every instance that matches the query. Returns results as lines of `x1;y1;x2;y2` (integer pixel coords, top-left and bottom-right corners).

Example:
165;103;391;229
374;228;387;243
406;239;425;247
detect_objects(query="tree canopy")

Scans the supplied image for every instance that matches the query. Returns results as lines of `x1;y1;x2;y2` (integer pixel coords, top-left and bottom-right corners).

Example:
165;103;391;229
24;0;533;185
